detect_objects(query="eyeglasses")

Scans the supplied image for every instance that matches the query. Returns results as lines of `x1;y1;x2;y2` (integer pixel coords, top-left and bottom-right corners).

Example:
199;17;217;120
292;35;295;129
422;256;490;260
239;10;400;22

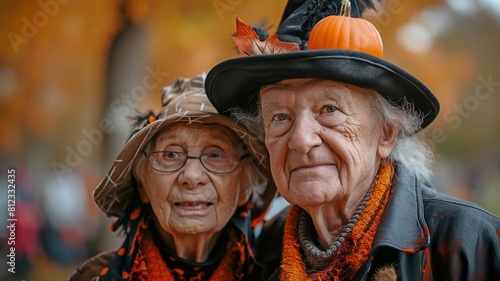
143;150;248;174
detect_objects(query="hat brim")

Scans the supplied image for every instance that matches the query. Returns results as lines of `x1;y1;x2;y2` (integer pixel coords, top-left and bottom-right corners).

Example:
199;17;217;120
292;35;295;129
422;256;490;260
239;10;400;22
93;113;276;218
205;49;440;129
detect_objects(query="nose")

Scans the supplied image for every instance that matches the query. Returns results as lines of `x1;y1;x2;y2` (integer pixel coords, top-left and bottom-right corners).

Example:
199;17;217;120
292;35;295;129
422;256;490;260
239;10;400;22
288;111;322;154
177;158;209;189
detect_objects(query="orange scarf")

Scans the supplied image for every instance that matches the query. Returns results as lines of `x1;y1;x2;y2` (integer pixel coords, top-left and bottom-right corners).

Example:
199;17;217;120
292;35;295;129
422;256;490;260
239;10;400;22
128;224;250;280
99;207;255;281
280;163;394;281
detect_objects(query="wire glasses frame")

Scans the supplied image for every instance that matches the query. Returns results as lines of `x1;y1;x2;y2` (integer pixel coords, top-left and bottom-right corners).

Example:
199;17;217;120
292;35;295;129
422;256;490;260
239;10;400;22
142;150;249;174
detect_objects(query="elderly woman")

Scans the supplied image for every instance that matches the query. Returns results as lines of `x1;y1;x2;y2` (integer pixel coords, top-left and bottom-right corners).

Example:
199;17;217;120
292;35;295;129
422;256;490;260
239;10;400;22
204;0;500;280
70;74;275;280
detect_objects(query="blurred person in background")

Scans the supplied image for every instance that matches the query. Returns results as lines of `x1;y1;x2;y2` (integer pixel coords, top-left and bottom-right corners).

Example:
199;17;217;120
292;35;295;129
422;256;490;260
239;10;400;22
41;172;89;266
205;0;500;279
70;73;276;280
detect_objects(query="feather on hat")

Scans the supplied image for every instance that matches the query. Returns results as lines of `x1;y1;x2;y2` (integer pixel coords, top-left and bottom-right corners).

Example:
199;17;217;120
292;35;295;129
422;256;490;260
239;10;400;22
205;0;440;130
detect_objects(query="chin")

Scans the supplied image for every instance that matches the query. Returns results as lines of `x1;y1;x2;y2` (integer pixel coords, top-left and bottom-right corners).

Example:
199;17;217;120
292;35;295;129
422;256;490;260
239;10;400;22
289;181;339;198
287;192;333;207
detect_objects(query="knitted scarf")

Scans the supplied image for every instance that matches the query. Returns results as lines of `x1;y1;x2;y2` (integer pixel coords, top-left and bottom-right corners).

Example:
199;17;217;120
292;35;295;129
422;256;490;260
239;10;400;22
98;207;255;281
280;163;394;281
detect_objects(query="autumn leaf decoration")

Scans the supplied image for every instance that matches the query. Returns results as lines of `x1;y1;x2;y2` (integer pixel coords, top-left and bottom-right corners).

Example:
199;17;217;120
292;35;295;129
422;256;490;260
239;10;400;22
232;17;300;56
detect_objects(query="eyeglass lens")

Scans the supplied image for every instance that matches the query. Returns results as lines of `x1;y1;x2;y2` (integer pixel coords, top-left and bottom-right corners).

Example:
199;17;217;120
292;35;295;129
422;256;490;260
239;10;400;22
147;151;240;173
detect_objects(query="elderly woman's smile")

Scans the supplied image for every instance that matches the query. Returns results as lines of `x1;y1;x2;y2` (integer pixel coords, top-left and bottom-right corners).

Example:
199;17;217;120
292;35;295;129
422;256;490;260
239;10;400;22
137;123;251;260
174;201;213;208
73;74;274;280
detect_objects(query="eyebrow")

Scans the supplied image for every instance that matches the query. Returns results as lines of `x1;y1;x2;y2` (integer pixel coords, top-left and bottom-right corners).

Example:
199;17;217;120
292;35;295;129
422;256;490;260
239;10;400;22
260;99;281;117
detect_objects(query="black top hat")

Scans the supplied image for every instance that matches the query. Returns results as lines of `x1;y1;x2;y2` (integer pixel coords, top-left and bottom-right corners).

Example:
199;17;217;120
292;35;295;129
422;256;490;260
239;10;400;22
205;0;440;129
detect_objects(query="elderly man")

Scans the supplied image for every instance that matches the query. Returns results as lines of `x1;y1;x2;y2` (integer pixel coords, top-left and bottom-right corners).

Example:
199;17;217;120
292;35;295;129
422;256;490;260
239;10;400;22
205;0;500;280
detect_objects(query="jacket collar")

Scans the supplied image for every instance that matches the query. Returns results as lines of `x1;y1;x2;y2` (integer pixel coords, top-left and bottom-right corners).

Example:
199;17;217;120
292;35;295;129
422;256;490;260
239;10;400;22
372;164;430;252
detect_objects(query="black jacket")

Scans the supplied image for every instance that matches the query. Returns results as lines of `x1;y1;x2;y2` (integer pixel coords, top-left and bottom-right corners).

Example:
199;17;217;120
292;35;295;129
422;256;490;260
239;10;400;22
257;164;500;280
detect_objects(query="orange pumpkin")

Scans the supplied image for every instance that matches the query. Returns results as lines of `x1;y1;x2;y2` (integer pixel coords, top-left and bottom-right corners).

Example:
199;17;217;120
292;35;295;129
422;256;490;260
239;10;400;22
307;0;383;57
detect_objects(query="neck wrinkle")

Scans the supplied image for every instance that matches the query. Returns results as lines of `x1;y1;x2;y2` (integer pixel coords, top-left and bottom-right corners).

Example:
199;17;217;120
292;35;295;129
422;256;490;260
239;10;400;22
304;181;374;247
298;187;371;270
154;220;222;263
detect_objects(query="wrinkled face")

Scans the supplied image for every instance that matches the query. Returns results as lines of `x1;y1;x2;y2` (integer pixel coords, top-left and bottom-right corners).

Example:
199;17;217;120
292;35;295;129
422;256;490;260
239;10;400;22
138;124;250;235
260;79;394;208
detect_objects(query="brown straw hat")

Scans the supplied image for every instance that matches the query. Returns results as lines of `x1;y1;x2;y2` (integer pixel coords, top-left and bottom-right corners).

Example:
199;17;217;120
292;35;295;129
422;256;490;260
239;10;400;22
93;73;276;217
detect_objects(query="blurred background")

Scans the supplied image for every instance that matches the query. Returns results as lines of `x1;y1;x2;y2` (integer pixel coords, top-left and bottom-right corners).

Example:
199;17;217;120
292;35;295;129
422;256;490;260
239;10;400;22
0;0;499;280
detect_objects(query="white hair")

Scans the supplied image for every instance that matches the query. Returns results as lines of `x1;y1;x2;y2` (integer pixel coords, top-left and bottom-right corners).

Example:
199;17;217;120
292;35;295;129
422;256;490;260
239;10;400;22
231;79;435;182
371;93;435;181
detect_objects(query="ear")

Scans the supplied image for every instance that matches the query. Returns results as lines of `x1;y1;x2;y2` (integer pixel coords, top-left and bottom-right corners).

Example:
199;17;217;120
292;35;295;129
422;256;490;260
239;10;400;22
138;185;150;204
237;172;253;207
377;123;399;159
238;184;253;206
